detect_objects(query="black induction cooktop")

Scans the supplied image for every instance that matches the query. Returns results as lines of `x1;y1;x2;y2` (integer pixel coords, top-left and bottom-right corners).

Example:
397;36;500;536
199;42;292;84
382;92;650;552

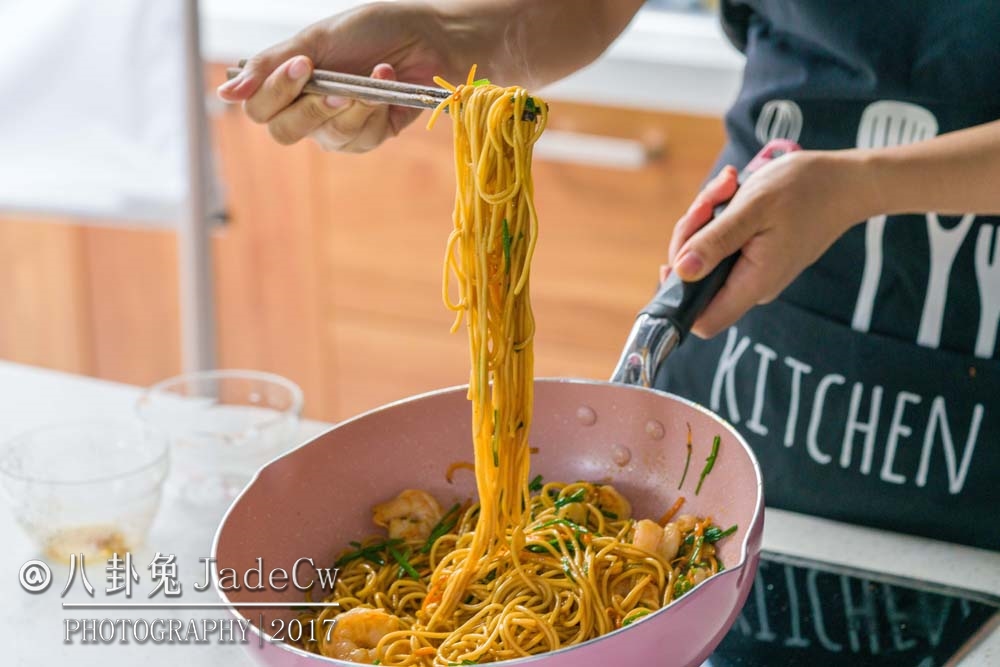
708;551;999;667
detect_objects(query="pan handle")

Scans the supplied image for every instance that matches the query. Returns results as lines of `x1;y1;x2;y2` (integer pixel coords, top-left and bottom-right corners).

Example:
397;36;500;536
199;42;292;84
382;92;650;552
611;139;802;387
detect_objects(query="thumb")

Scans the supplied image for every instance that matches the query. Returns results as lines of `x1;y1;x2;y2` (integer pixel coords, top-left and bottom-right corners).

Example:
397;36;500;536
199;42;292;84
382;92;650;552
218;39;305;101
673;206;758;282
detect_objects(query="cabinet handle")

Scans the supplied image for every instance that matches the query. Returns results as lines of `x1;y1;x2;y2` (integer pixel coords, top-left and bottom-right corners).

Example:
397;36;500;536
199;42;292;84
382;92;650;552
532;130;661;170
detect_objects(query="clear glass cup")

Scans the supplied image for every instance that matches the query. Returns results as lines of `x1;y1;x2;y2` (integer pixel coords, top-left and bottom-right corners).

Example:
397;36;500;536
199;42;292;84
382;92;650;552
0;419;169;562
135;370;303;507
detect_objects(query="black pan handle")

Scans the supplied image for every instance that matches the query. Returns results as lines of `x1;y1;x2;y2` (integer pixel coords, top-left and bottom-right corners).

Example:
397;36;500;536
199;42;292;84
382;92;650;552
642;139;802;340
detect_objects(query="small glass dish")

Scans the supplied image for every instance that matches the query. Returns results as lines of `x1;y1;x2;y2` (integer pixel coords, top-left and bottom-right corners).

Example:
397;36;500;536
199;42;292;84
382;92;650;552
0;419;169;562
136;370;303;507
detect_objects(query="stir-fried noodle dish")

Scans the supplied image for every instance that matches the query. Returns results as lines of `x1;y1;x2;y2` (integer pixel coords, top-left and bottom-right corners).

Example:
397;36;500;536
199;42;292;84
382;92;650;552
292;67;735;665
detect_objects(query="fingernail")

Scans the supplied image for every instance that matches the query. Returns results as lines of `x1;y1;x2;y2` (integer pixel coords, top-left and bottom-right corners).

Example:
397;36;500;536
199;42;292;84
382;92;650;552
288;57;310;80
324;96;346;109
675;252;704;280
218;76;240;92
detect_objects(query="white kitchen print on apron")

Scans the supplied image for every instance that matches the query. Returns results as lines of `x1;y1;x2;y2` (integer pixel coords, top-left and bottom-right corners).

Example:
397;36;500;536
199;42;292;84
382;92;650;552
755;99;803;145
974;225;1000;358
851;101;939;334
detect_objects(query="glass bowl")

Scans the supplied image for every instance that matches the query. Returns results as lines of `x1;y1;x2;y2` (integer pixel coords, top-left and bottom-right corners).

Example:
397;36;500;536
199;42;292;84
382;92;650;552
0;419;169;562
136;369;303;507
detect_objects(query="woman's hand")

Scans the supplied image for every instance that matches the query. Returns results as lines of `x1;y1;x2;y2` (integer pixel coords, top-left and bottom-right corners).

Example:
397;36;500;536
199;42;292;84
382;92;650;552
666;151;874;339
216;0;648;153
216;2;450;152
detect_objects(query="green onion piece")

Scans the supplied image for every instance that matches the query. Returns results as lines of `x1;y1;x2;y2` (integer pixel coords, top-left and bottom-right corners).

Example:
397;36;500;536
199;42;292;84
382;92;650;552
600;510;618;520
491;409;500;467
561;556;576;582
553;487;587;510
421;503;461;554
695;435;721;495
622;609;652;626
334;538;404;568
701;524;738;544
528;474;543;493
472;78;491;87
502;218;512;274
525;537;576;555
534;517;589;534
688;535;705;566
674;578;694;598
678;423;693;490
389;545;420;580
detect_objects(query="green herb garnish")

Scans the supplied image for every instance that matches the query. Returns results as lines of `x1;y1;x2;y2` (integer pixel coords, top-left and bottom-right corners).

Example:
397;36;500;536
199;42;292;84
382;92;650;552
561;556;576;582
678;423;693;490
334;538;404;567
502;218;511;274
389;545;420;580
684;524;737;545
491;409;500;467
528;474;544;493
421;503;461;554
622;609;651;626
472;78;491;87
525;537;576;555
706;524;737;543
535;517;589;534
695;435;721;495
688;535;705;566
553;487;587;510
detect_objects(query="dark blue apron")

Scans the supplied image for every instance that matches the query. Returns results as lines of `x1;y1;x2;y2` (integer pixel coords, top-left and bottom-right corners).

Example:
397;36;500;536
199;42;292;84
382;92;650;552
655;0;1000;551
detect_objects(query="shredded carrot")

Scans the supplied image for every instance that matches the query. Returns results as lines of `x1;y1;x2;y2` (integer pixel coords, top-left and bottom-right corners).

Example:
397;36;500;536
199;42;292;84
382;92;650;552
657;496;686;526
422;573;450;609
445;461;475;483
414;647;437;657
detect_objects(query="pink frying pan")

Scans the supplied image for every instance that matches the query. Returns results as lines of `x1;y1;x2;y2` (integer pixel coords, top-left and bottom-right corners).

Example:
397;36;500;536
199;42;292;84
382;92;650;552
213;141;800;666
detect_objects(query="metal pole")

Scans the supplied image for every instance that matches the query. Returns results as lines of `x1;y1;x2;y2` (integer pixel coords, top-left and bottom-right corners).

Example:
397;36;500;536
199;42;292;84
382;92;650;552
179;0;216;371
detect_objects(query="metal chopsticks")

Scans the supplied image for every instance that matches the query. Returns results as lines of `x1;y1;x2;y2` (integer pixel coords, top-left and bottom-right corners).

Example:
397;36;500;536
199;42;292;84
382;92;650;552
225;61;450;111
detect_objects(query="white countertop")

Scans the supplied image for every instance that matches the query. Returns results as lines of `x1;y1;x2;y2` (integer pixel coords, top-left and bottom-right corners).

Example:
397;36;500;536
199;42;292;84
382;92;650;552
0;360;997;666
199;0;745;116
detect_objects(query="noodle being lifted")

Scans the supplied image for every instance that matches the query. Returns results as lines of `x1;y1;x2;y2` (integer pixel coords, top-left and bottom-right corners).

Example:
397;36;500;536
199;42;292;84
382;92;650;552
293;68;735;664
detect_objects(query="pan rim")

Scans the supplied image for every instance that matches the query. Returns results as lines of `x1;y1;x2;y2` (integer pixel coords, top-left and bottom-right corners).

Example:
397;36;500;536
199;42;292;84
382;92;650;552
211;377;764;665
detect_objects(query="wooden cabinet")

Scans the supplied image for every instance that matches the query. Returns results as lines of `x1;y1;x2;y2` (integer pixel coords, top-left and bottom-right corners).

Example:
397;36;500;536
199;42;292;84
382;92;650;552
0;65;725;421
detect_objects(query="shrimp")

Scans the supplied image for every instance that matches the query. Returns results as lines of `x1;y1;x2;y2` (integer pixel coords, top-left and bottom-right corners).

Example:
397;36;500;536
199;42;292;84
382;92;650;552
595;485;632;520
632;519;682;561
372;489;443;542
322;607;400;664
673;514;697;534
